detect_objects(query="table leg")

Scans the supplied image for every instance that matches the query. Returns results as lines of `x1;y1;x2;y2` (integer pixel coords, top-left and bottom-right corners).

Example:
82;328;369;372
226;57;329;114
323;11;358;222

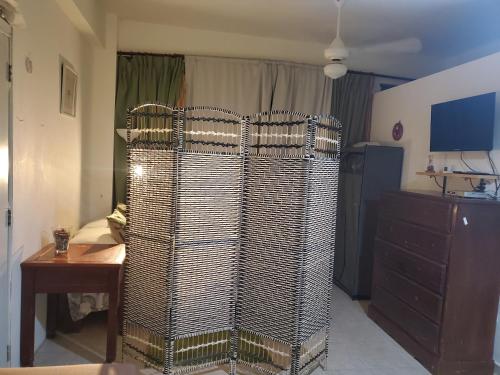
20;269;36;367
46;294;58;338
106;270;120;363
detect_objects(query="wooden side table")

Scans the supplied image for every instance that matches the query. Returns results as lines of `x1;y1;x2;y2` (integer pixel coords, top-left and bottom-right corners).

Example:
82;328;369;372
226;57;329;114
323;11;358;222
20;243;125;367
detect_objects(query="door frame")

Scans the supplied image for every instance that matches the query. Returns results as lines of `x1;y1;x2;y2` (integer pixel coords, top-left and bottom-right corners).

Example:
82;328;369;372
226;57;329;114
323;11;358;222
0;14;12;367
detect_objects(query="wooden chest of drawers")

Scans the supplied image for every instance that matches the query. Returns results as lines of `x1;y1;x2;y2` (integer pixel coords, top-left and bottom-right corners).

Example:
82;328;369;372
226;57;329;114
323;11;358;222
368;191;500;375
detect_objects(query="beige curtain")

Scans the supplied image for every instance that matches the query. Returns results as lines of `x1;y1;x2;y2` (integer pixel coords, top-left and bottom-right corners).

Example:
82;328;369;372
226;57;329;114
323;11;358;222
270;63;333;115
185;56;332;115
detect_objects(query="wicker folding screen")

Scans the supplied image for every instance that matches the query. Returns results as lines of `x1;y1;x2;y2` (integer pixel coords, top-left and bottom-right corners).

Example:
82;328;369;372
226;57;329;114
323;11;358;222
122;104;341;375
238;112;340;375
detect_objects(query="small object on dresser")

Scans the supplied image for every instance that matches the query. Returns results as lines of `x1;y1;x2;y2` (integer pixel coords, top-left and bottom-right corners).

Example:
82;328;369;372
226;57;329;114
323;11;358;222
52;226;71;254
426;154;435;172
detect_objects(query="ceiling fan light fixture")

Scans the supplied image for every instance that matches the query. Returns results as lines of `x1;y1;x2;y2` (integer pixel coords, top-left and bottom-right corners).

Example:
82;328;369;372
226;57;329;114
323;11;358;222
324;62;347;80
324;36;349;60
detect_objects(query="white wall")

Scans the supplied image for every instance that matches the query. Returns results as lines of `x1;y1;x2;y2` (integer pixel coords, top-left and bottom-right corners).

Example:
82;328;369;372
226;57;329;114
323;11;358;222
55;0;106;46
119;19;326;66
371;52;500;194
11;0;87;362
80;14;117;225
71;0;106;45
9;1;116;365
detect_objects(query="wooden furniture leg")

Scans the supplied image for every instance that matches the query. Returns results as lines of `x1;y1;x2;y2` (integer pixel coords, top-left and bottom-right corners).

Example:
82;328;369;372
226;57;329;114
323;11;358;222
106;270;120;363
20;269;35;367
46;294;58;339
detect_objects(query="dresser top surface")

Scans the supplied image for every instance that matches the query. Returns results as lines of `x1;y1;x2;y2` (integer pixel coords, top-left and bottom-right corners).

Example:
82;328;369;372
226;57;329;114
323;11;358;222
21;243;126;268
386;190;500;207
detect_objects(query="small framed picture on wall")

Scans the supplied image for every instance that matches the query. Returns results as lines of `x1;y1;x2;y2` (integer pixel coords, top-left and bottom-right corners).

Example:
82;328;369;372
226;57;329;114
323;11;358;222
60;61;77;117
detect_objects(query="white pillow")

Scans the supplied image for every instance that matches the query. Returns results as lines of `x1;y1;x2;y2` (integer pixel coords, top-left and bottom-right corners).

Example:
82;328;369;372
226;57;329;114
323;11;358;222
81;218;109;229
70;227;117;245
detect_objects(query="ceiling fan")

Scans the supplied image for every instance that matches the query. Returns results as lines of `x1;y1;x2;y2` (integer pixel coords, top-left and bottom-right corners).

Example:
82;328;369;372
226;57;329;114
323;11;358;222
324;0;423;79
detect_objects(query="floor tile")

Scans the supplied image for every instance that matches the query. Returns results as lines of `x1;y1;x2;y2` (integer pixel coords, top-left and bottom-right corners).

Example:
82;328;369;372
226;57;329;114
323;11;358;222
34;286;432;374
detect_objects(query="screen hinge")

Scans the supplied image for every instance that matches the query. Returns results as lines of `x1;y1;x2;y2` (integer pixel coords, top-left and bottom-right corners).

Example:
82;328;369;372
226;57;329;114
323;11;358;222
6;63;11;82
6;344;10;362
6;209;11;226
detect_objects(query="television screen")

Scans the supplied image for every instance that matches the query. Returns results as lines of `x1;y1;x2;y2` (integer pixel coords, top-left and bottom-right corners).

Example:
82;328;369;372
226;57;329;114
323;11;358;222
430;92;496;152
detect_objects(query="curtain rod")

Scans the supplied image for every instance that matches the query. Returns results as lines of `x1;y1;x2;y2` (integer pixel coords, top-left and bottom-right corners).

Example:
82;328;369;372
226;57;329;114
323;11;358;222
117;51;414;81
348;69;414;82
117;51;184;58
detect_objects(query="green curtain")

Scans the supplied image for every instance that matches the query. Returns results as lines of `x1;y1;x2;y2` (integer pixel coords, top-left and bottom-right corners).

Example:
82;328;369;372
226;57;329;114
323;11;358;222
114;54;185;205
331;72;375;147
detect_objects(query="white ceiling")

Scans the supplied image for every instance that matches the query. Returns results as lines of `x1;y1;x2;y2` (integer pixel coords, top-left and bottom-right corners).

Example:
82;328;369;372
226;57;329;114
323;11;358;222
106;0;500;78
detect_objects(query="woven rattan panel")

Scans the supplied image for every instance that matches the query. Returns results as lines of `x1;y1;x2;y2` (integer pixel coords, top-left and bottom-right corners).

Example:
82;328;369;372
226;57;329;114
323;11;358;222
123;105;341;375
127;148;176;242
175;153;242;243
171;242;237;336
238;157;308;344
171;153;242;337
125;148;174;334
123;147;175;371
182;108;243;154
299;159;340;343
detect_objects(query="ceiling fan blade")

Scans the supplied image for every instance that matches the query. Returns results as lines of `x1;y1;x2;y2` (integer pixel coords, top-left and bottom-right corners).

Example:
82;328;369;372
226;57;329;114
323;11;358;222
352;37;423;54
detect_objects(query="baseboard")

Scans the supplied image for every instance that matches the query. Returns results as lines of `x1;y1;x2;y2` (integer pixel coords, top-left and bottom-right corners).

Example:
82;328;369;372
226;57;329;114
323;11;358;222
333;278;371;300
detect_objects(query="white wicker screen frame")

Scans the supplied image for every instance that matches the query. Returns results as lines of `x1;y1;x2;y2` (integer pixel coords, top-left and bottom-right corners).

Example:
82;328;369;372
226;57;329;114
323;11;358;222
122;104;341;375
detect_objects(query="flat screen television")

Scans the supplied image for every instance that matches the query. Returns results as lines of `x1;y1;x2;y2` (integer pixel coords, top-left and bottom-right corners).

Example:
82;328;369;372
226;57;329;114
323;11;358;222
430;92;496;152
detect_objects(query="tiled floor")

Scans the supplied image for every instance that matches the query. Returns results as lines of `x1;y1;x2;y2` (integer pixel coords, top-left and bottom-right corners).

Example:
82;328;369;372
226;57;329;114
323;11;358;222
34;286;496;374
327;287;428;375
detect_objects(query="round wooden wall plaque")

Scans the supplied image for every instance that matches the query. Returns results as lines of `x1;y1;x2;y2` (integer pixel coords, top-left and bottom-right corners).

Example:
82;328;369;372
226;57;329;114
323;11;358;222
392;121;403;141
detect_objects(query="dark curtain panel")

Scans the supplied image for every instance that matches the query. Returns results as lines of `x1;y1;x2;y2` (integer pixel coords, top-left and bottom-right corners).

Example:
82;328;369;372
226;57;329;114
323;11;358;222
332;72;375;290
114;54;185;205
331;72;375;147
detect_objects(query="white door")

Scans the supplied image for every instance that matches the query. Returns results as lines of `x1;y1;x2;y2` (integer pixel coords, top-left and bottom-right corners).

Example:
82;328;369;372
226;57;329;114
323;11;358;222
0;16;11;367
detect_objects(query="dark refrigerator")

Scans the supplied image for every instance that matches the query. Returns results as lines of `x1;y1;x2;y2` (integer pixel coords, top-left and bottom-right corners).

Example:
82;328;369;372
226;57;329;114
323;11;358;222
334;145;403;299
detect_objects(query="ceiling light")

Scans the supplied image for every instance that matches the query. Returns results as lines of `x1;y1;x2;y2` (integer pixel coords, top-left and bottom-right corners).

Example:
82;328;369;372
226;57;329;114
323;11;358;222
324;62;347;80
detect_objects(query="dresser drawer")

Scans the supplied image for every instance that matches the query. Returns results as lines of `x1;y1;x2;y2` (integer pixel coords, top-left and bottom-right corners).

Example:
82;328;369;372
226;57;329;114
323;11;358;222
374;239;447;295
373;265;444;323
380;192;454;233
377;217;451;264
372;286;441;354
